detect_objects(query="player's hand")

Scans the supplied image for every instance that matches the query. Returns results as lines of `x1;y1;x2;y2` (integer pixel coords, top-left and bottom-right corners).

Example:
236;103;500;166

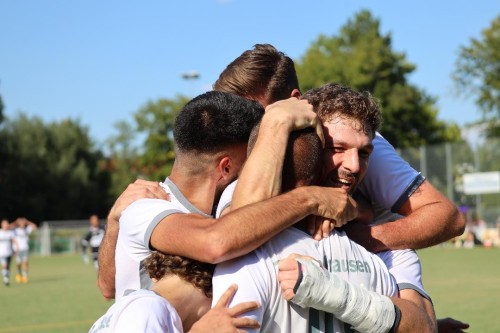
107;179;170;223
437;317;469;333
264;97;324;147
308;216;337;241
189;284;260;333
307;187;358;239
278;254;320;301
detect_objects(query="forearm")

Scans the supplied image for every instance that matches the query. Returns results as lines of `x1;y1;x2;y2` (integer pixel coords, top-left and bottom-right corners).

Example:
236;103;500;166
153;187;319;263
231;114;290;209
346;202;464;252
97;216;119;299
391;290;437;333
375;206;461;252
291;259;398;333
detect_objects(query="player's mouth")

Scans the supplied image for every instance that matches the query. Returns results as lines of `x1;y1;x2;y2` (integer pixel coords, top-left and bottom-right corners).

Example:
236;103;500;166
322;175;355;192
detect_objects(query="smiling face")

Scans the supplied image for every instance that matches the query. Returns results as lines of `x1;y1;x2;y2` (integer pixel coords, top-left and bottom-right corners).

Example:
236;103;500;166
320;115;374;194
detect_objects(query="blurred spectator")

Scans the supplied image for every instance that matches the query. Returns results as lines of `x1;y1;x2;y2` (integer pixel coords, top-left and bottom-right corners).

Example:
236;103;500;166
13;217;37;283
468;213;487;246
81;215;105;270
0;219;16;286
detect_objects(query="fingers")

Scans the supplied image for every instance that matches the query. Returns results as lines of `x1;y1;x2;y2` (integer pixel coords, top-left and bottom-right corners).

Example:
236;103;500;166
313;119;325;148
214;284;238;308
232;317;261;329
278;257;299;273
228;301;260;317
129;179;169;200
321;218;333;238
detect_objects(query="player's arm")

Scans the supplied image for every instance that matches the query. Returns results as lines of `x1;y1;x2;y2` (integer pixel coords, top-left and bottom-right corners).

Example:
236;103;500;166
227;98;351;237
346;180;465;252
278;256;436;333
231;97;323;209
150;185;357;264
394;289;437;333
11;237;18;252
25;218;38;231
345;134;464;252
97;179;169;299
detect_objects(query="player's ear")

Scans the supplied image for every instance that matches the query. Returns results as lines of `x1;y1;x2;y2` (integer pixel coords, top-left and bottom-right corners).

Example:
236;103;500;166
290;88;301;99
218;156;234;181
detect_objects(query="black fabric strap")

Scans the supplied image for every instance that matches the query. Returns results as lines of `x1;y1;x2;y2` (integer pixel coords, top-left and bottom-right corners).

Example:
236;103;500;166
389;304;402;333
293;260;304;295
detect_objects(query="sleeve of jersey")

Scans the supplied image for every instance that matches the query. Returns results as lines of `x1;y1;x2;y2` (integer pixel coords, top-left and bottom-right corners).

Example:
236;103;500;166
377;250;432;303
113;295;181;332
357;133;424;213
212;253;267;333
119;198;184;256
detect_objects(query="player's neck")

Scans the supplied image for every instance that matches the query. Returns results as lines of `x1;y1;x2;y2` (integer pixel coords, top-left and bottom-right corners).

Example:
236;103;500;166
169;165;217;215
152;275;211;331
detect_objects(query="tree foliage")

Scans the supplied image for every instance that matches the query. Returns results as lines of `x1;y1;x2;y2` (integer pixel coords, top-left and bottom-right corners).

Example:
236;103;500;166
453;15;500;137
296;10;461;148
0;94;4;125
133;95;190;181
0;114;111;222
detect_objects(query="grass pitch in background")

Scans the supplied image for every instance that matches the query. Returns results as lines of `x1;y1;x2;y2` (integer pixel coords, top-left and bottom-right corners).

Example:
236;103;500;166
418;247;500;333
0;248;499;333
0;255;110;333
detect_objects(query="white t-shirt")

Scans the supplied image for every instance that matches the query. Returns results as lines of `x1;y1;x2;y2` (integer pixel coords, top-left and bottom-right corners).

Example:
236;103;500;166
377;249;430;301
13;226;33;252
357;133;425;223
212;227;398;333
115;177;211;300
0;229;15;257
89;289;183;333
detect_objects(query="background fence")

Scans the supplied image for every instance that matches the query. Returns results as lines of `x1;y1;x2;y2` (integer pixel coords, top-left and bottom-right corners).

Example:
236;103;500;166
398;137;500;226
30;219;104;256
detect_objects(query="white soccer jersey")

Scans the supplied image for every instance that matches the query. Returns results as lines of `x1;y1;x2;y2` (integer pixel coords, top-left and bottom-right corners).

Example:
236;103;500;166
0;229;15;257
212;227;398;333
115;177;211;300
377;249;431;301
89;289;183;333
357;133;425;223
13;226;33;252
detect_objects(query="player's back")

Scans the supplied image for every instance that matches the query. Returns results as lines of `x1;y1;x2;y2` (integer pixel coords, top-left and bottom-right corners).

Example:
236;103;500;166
213;226;399;333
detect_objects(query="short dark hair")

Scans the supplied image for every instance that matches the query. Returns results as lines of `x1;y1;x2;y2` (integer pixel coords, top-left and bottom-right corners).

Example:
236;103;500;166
281;128;323;192
143;251;215;298
302;83;381;138
174;91;264;153
214;44;300;105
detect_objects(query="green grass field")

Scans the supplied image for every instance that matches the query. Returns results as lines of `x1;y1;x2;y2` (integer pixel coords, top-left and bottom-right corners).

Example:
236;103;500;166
0;255;110;333
418;246;500;333
0;247;498;333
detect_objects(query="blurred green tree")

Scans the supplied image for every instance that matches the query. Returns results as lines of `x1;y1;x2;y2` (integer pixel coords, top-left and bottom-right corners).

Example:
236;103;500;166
0;114;111;221
296;10;461;148
453;15;500;137
133;95;190;181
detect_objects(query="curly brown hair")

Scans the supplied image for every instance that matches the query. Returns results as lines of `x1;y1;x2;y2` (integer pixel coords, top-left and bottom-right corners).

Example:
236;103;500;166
302;83;381;138
143;251;215;298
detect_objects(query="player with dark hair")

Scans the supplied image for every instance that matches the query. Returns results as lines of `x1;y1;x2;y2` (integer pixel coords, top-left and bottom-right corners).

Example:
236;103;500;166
110;90;355;301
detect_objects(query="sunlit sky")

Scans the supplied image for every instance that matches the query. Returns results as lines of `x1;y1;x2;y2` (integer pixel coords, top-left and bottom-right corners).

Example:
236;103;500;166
1;1;498;147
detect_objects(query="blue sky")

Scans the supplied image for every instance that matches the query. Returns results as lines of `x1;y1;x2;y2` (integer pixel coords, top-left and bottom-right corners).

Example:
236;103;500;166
1;1;498;147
